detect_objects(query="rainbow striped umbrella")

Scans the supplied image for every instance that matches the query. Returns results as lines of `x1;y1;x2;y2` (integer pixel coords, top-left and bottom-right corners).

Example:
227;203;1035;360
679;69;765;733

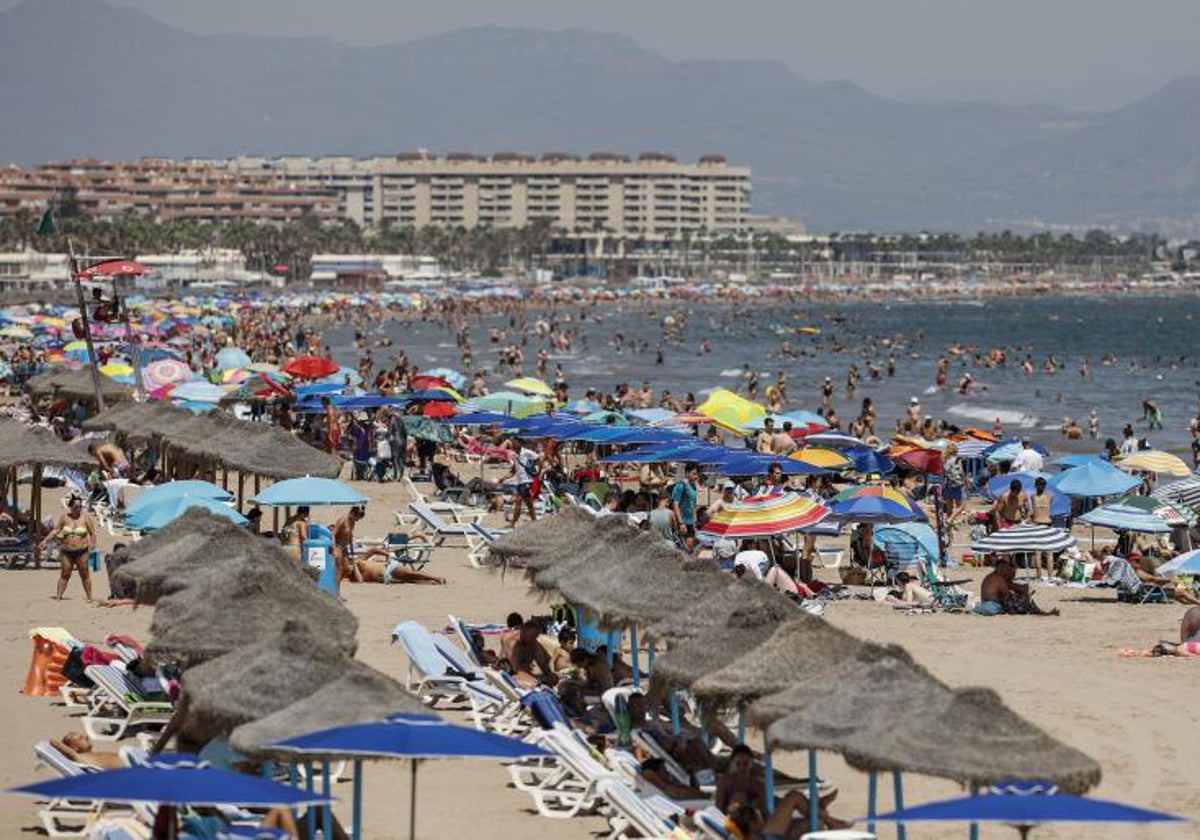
699;492;830;538
142;358;194;391
829;484;926;523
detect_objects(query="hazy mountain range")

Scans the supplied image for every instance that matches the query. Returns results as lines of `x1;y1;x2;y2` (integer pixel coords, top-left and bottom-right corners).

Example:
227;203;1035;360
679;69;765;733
2;0;1198;234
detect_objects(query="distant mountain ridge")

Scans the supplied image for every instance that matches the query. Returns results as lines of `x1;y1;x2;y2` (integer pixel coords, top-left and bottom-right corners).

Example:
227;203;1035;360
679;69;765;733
2;0;1198;233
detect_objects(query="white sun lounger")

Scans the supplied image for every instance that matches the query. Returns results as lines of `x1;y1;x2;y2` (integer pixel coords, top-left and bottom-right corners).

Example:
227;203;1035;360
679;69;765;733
390;620;519;732
33;740;128;837
80;664;175;742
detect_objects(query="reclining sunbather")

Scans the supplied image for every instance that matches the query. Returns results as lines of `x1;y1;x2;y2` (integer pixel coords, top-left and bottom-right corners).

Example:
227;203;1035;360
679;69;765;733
1120;606;1200;657
52;731;124;770
352;556;446;585
717;745;848;837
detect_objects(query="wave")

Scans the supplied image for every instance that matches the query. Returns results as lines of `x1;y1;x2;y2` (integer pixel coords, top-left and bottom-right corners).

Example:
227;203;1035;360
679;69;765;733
945;403;1039;428
720;368;744;378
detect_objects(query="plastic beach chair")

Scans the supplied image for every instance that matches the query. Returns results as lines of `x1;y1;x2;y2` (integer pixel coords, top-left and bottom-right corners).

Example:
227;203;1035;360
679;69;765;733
390;621;515;731
80;664;174;742
33;740;120;837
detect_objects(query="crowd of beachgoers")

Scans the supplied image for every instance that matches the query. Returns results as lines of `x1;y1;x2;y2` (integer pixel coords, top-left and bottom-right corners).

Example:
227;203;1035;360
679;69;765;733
1;285;1197;839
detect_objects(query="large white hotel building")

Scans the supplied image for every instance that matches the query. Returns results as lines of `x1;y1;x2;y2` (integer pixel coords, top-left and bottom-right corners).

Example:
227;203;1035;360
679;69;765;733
218;151;752;239
1;152;753;242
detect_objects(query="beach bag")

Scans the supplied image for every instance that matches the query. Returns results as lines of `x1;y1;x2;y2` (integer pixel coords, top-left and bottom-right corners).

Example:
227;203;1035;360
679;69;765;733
62;647;94;689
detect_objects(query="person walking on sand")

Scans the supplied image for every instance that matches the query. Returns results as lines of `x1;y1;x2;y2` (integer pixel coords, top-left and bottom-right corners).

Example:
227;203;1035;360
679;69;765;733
40;495;96;601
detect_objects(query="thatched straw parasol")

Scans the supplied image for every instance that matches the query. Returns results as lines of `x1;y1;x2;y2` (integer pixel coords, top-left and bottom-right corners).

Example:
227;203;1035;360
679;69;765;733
751;644;946;731
486;507;617;562
842;686;1103;794
84;402;342;479
0;419;96;472
652;596;798;688
645;579;797;643
530;518;648;592
28;369;132;403
115;509;311;605
692;616;864;711
182;620;355;741
149;564;357;661
229;664;429;757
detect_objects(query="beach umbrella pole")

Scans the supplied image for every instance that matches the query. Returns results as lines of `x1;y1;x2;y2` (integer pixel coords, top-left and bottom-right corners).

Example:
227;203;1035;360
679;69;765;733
669;690;680;735
969;784;979;840
808;750;819;833
305;762;316;837
867;771;877;835
352;759;363;840
322;760;333;840
763;735;776;812
410;759;419;840
736;708;745;745
893;771;907;840
630;627;640;688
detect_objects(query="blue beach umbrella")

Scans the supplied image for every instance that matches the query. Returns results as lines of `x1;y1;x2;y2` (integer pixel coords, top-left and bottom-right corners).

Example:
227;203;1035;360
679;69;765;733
127;495;247;532
844;446;894;475
984;439;1049;464
1049;461;1141;498
170;380;228;403
6;765;331;808
125;480;233;520
870;784;1184;839
273;713;549;840
1079;502;1172;534
1053;454;1104;469
251;477;367;507
1156;549;1200;576
982;473;1072;517
215;347;252;371
874;522;941;563
441;410;512;426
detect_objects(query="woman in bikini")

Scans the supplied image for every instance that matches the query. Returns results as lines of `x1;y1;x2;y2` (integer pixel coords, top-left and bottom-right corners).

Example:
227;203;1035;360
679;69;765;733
279;505;310;558
40;495;96;601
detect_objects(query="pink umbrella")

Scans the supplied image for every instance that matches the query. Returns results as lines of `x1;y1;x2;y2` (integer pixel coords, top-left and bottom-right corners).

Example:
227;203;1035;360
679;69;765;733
142;358;193;391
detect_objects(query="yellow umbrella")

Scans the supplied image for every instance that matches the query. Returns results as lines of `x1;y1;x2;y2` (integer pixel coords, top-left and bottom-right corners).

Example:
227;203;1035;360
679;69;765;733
790;446;854;471
0;326;34;340
505;377;555;397
99;362;134;378
1117;450;1191;477
697;388;765;427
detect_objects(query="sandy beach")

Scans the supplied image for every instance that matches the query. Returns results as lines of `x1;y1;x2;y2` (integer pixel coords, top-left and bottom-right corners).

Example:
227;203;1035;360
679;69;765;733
0;476;1196;840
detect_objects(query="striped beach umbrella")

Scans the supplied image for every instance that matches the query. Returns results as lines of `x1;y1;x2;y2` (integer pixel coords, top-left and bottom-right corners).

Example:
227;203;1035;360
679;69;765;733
1151;476;1200;511
1116;450;1191;477
1079;502;1172;534
142;358;194;391
829;484;926;523
504;376;555;397
971;523;1076;554
699;492;830;538
1112;494;1196;526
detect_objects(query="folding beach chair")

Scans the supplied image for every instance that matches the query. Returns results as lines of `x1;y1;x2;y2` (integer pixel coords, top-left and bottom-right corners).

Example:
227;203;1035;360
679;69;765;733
919;559;969;611
1106;557;1170;603
80;664;175;741
0;532;36;569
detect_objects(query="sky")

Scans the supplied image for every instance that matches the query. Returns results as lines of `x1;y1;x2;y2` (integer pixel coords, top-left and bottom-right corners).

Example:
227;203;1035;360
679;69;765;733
10;0;1200;110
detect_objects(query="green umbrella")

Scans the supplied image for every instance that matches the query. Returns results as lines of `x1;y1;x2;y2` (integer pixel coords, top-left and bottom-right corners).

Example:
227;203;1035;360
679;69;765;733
465;391;550;418
402;415;451;443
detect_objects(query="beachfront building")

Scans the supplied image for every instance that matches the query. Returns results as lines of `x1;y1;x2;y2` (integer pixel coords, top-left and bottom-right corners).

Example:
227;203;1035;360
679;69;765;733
214;151;753;252
0;159;341;225
0;153;751;241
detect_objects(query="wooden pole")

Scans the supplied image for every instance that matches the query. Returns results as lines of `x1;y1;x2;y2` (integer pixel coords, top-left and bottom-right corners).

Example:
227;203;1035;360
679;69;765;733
237;472;245;513
67;239;105;413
